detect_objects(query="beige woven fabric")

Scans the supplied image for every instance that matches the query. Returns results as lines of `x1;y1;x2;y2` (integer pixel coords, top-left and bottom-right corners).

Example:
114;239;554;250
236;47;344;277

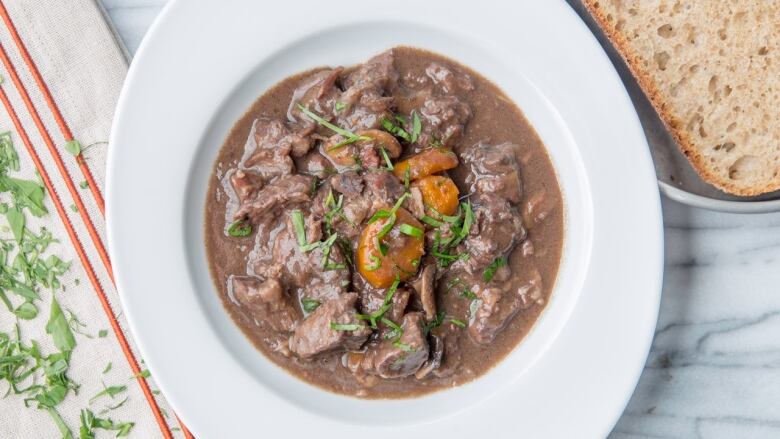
0;1;184;437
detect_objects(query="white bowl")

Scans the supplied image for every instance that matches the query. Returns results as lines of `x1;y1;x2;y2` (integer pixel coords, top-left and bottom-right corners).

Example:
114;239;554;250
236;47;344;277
107;1;663;437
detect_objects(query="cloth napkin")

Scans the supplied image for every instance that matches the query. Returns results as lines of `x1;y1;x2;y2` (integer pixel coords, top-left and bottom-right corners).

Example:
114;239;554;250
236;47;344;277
0;1;190;437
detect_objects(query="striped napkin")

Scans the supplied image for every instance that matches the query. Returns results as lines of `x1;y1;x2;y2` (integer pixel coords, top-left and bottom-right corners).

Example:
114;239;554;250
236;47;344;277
0;1;190;437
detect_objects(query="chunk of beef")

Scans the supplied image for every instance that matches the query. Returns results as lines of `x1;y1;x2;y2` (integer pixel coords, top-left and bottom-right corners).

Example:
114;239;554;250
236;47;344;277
469;284;524;345
330;171;364;196
341;51;397;95
418;95;471;146
352;313;429;378
363;171;405;206
228;169;264;205
409;264;437;321
289;293;371;359
295;151;334;179
337;51;398;131
241;118;312;180
456;194;525;272
250;211;350;304
287;69;342;127
425;63;474;94
234;174;315;224
461;142;523;204
230;276;298;332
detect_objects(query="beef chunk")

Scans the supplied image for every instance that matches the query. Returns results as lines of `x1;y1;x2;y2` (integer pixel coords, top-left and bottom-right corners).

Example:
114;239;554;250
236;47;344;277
295;151;334;179
228;169;265;205
337;51;397;131
289;293;371;359
353;313;429;378
287;69;342;126
461;142;523;204
330;171;364;196
425;62;474;94
241;118;312;180
234;174;314;224
468;286;523;345
418;94;471;146
250;211;350;304
456;194;525;272
231;276;298;332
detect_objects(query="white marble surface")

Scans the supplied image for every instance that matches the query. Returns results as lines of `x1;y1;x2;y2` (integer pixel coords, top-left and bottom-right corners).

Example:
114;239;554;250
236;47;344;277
98;1;780;437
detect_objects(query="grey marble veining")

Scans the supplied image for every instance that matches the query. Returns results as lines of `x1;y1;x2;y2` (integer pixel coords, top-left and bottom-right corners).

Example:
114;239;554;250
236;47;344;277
98;1;780;437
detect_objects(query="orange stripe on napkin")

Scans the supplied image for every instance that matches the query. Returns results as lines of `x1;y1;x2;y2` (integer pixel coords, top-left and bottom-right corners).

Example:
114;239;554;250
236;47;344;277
0;86;175;439
0;42;115;283
0;1;105;214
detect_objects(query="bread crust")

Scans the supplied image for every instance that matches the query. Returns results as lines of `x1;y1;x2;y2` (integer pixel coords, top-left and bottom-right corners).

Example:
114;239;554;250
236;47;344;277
583;0;780;196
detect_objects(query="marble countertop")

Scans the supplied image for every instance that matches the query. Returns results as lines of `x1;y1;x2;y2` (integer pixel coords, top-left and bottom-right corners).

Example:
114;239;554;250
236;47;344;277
99;1;780;437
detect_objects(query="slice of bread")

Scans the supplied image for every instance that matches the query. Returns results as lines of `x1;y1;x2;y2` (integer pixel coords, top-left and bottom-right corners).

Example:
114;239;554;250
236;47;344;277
583;0;780;196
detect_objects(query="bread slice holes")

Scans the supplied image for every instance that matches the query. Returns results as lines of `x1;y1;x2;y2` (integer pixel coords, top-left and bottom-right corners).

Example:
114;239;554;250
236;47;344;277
654;51;671;71
657;24;674;38
729;155;765;181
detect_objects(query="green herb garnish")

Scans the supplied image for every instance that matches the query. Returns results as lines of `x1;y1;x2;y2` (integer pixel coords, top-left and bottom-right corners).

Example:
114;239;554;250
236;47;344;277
410;111;422;143
381;118;411;142
334;101;346;112
449;318;467;328
399;223;423;238
483;256;507;282
380;147;394;170
79;408;134;438
364;255;381;271
64;140;81;157
89;384;127;404
227;219;252;237
393;341;414;352
330;322;362;331
297;104;367;142
301;298;321;313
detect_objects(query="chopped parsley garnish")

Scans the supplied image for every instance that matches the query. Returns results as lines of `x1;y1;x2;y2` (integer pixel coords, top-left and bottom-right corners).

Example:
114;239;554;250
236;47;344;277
380;147;394;170
483;256;507;282
426;200;474;267
410;111;422;143
399;223;423;238
79;180;89;189
227;219;252;237
334;101;346;112
381;317;403;340
291;210;320;252
449;318;467;328
89;383;127;404
301;298;321;313
297;104;368;145
79;408;134;437
420;215;443;227
364;254;381;271
393;341;415;352
64;140;81;157
330;322;362;331
460;288;478;300
380;118;411;142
